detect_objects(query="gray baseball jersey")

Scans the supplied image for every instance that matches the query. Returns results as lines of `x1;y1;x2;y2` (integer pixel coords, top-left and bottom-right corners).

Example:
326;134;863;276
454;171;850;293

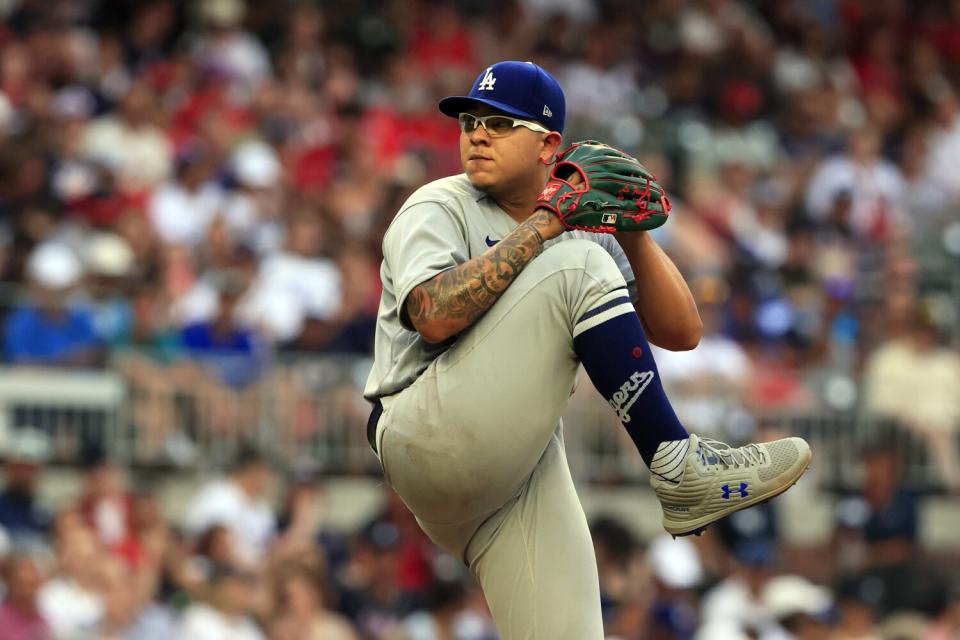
363;173;636;400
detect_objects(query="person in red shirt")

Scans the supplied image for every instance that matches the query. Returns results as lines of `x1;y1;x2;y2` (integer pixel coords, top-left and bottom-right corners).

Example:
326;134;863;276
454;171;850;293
77;458;144;567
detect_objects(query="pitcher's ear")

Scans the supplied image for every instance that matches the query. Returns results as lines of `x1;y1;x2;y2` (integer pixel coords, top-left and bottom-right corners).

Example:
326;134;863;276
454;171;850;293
539;131;563;165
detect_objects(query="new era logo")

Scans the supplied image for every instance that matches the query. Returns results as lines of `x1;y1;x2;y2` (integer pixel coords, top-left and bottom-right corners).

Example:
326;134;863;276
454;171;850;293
543;105;553;117
478;67;496;91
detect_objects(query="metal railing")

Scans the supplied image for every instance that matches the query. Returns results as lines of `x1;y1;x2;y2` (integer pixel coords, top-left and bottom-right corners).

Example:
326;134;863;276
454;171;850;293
0;356;953;492
0;367;126;462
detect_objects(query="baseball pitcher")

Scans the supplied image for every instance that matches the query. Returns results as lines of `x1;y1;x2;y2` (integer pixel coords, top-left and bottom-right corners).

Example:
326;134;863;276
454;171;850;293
364;61;811;639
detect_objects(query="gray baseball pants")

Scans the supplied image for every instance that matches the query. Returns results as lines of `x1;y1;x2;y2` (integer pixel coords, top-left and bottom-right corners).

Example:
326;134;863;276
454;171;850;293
374;239;628;639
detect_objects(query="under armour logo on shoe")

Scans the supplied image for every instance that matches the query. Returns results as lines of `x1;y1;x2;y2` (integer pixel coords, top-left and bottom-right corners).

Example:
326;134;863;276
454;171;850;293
721;482;749;500
478;67;496;91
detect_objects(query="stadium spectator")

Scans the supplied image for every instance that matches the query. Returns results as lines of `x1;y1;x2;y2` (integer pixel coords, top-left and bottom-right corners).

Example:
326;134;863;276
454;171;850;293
697;540;782;640
83;232;137;346
147;141;225;248
178;565;265;640
5;242;103;367
647;535;703;640
240;210;342;346
804;126;907;242
188;0;272;98
899;124;949;226
222;140;284;253
288;240;380;355
589;516;647;635
269;478;328;567
922;580;960;639
834;444;919;570
863;305;960;490
653;277;752;437
178;268;264;434
111;280;189;461
81;80;173;193
76;457;146;565
0;428;53;549
401;578;498;640
0;555;52;640
923;81;960;206
337;522;416;638
192;524;245;576
269;564;357;640
38;518;106;638
95;555;177;640
180;269;261;387
48;86;101;213
559;29;640;127
761;575;833;640
181;448;276;568
832;579;881;640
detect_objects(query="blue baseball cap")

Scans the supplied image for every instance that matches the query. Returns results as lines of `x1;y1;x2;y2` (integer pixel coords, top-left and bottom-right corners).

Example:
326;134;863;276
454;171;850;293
439;61;566;133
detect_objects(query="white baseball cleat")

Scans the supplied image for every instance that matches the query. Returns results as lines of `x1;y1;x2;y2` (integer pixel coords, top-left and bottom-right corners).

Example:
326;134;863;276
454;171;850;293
650;433;812;537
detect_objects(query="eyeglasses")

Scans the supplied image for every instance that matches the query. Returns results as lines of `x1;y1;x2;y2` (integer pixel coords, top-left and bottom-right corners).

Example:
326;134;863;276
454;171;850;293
458;112;550;138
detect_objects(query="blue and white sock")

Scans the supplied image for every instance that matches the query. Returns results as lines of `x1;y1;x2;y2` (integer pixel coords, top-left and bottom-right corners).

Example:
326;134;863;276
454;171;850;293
573;289;689;483
649;439;690;484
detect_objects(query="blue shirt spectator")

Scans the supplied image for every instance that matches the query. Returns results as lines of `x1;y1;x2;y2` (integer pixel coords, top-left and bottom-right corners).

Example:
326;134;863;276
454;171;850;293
0;429;54;546
0;485;52;538
4;304;101;366
181;320;260;389
6;243;104;368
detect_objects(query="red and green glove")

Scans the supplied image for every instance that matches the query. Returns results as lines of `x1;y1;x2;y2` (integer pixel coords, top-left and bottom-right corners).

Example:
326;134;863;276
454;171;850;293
536;140;672;233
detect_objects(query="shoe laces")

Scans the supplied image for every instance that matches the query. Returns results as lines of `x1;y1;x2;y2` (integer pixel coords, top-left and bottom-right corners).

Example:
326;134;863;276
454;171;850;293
698;438;765;469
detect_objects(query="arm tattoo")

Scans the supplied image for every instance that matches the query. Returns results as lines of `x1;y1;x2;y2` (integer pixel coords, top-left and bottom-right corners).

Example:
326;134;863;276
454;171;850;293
406;209;556;336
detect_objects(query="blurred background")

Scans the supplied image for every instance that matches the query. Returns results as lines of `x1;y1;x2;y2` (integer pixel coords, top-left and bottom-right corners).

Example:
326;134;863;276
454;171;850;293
0;0;958;638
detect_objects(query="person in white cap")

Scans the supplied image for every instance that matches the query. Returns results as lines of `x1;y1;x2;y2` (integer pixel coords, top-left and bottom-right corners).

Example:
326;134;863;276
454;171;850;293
4;242;103;367
84;232;136;345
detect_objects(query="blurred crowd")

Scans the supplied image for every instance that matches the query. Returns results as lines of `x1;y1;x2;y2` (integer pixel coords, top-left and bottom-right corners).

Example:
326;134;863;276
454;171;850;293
1;0;960;637
0;433;502;640
1;0;959;465
0;428;958;639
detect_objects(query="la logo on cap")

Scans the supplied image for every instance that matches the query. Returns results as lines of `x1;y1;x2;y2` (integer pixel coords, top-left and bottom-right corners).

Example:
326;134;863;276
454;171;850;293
478;67;496;91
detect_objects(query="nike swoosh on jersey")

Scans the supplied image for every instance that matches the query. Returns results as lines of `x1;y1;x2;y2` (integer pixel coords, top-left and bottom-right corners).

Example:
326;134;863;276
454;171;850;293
485;236;499;247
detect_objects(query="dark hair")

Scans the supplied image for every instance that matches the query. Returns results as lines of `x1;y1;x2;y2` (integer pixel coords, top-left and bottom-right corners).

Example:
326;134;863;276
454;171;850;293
209;563;256;586
589;516;639;564
230;444;270;473
426;578;468;612
859;428;903;461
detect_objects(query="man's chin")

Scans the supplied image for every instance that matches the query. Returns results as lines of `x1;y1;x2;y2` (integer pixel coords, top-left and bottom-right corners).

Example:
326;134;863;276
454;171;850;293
466;172;495;192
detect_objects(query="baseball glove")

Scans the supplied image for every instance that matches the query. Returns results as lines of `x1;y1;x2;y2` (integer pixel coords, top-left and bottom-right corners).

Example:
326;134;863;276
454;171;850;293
536;140;671;233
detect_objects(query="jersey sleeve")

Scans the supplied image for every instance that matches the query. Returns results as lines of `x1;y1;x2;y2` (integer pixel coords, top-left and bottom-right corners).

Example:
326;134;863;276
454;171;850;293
592;233;638;303
383;201;468;331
